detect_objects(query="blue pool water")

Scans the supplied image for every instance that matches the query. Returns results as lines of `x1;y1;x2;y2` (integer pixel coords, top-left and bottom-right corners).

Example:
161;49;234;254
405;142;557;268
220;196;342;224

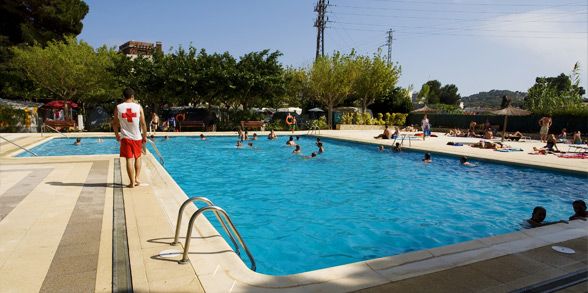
21;136;588;275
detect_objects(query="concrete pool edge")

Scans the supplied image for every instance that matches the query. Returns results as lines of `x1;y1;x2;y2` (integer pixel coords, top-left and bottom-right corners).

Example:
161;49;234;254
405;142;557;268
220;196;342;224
313;133;588;176
142;151;588;292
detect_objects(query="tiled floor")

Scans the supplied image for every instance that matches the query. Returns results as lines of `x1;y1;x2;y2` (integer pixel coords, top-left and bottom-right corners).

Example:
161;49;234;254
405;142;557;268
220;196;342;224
358;237;588;293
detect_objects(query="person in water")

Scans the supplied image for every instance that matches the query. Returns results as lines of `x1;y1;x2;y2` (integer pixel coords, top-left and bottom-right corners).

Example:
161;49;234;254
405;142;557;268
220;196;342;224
292;145;301;154
236;140;243;148
422;152;432;163
460;156;474;166
378;145;385;152
268;129;277;140
286;136;297;146
393;143;401;152
74;137;81;145
525;206;567;228
317;142;325;154
303;152;317;159
252;133;258;140
315;137;321;146
569;200;588;221
200;134;206;140
248;142;253;148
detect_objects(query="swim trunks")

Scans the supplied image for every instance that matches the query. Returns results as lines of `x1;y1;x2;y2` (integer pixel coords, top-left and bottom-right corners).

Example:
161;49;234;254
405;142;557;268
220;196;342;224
120;138;143;158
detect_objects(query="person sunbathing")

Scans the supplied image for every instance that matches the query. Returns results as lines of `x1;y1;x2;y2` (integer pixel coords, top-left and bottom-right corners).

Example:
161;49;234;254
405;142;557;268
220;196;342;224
471;140;499;149
569;200;588;221
484;128;494;140
506;131;523;141
448;129;463;137
374;125;392;139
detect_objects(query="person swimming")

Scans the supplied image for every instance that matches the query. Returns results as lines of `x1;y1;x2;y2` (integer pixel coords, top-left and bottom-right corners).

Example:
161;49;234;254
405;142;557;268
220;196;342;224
422;152;432;163
460;156;475;166
378;145;385;152
74;138;81;145
236;140;243;148
317;142;324;154
525;206;567;228
569;200;588;221
303;152;317;159
248;142;253;148
286;136;296;146
292;145;301;154
252;133;258;140
315;137;321;146
200;134;206;140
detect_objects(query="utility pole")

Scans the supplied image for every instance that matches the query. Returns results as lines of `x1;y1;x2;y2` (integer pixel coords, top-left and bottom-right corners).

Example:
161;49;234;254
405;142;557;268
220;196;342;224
314;0;329;61
386;29;394;64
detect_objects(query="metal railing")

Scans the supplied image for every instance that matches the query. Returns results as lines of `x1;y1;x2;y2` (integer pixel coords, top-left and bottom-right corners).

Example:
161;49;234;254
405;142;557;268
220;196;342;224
172;197;239;255
307;125;321;135
146;138;165;165
393;133;412;147
178;205;256;271
41;124;69;139
0;136;38;156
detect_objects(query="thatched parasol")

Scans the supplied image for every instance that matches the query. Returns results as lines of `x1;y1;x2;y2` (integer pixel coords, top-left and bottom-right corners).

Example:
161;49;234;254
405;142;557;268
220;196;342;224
411;104;437;113
490;106;531;141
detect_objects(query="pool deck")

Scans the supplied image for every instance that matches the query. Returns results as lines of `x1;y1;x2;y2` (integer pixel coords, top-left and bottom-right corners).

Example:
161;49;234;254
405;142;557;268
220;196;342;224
0;131;586;292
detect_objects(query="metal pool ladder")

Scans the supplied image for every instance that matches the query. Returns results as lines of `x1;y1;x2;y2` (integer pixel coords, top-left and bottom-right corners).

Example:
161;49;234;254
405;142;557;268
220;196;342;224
172;197;256;271
393;133;412;147
146;138;165;165
41;124;69;139
0;136;38;156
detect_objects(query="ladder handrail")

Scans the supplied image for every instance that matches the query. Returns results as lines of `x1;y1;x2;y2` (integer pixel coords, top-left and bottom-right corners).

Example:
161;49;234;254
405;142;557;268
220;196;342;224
147;138;165;165
0;136;38;157
179;205;256;271
42;124;69;139
172;197;240;255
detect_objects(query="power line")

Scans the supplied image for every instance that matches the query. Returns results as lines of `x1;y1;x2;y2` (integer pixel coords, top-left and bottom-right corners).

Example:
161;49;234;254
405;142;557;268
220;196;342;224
332;4;588;15
329;27;588;40
331;21;588;34
333;0;588;8
333;11;588;23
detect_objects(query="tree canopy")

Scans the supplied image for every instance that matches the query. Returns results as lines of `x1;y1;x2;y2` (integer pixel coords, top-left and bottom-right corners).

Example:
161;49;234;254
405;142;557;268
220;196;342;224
525;63;586;115
10;36;118;105
352;53;400;112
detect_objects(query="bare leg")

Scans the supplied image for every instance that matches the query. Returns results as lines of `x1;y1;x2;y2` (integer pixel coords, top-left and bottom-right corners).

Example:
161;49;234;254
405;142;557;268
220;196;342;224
125;158;136;188
134;156;142;186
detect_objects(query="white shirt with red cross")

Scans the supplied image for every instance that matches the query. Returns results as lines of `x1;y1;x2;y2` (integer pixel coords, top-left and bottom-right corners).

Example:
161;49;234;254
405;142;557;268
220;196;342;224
117;102;143;140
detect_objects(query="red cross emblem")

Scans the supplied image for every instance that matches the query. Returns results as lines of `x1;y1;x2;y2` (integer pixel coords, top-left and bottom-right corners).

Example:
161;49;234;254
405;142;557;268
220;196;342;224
121;108;137;122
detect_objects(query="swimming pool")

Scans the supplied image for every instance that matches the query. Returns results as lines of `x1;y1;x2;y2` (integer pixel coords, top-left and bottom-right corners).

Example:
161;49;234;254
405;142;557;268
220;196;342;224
20;136;588;275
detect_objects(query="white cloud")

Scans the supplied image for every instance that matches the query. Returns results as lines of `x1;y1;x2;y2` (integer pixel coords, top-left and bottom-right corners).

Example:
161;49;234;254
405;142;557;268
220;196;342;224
480;8;588;87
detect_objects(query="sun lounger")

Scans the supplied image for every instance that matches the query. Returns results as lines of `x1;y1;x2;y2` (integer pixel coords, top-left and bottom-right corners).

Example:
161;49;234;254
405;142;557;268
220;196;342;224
567;145;588;153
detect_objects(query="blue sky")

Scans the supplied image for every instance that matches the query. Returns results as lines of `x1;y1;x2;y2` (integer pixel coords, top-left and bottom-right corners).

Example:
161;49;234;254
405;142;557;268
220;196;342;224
79;0;587;96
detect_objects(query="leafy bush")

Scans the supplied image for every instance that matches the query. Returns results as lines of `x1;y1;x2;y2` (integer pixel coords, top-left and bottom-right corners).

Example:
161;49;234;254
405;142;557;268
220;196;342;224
338;112;407;126
0;105;26;132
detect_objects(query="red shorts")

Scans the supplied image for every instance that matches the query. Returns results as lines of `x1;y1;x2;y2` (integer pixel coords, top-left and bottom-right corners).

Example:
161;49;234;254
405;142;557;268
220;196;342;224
120;138;143;158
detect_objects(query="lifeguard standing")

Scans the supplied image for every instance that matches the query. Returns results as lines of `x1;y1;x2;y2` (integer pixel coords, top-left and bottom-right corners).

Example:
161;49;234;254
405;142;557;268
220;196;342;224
113;88;147;188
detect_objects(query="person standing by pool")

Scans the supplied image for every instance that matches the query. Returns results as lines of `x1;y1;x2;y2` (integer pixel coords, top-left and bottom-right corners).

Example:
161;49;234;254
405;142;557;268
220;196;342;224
538;115;552;143
421;115;430;140
113;88;147;188
149;112;159;133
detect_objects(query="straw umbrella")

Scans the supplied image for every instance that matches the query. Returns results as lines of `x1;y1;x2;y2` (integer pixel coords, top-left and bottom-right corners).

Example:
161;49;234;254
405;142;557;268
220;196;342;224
410;104;436;113
490;106;531;141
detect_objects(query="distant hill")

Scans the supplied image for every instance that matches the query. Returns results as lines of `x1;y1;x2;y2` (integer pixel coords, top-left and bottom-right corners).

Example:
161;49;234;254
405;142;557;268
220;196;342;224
462;90;527;108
